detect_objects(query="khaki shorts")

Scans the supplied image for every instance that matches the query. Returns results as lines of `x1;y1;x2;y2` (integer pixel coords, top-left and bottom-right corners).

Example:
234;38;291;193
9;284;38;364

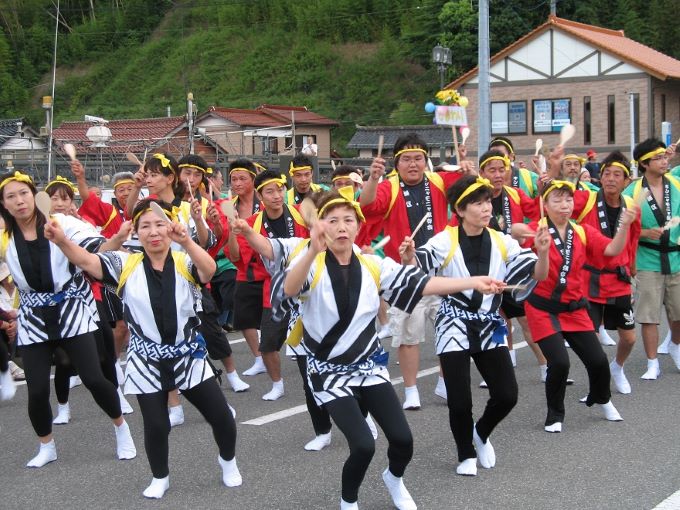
389;295;440;347
634;271;680;324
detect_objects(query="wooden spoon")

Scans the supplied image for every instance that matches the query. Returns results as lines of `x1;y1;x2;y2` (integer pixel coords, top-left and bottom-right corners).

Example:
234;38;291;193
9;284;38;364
220;200;236;223
461;127;470;145
559;124;575;146
35;191;52;218
150;202;172;223
377;135;384;158
534;138;543;156
299;197;318;226
126;152;142;166
63;144;77;161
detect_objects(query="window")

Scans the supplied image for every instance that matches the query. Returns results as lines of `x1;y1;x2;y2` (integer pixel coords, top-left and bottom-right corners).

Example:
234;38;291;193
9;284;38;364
608;95;615;144
583;96;591;145
491;101;527;135
633;93;640;144
532;99;571;133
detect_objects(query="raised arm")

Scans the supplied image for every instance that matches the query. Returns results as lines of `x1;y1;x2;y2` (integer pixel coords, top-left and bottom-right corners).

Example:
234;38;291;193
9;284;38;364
359;157;386;207
44;220;104;279
283;223;325;297
70;160;90;202
168;222;216;284
231;218;274;260
603;205;639;257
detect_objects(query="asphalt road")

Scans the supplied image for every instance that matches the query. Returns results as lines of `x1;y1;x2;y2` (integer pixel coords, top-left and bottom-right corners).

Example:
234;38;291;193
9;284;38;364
2;326;680;510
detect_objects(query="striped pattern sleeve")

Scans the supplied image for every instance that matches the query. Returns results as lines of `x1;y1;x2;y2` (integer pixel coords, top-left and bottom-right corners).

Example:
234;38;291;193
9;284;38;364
414;229;451;274
378;256;430;313
269;238;311;323
502;233;538;302
61;214;106;253
97;251;125;289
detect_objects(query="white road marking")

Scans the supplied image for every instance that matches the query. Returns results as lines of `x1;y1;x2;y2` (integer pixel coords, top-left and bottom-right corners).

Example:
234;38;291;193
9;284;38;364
653;489;680;509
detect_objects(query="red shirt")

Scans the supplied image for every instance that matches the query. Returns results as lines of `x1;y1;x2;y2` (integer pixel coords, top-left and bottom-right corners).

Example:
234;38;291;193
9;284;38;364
78;194;124;239
524;221;611;341
361;171;462;261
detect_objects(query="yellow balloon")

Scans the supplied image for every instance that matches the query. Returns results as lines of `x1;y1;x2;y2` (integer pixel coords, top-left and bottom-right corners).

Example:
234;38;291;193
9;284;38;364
459;96;469;108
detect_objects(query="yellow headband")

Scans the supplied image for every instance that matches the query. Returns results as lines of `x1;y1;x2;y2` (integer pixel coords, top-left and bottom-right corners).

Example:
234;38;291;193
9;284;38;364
133;206;172;225
479;155;510;171
178;163;207;173
113;179;136;189
332;174;352;182
256;174;287;192
152;153;171;168
254;162;266;173
637;147;667;163
605;161;630;176
541;180;576;199
490;139;514;155
289;162;312;176
45;175;77;194
229;167;256;177
564;154;586;165
206;167;213;175
0;171;33;192
455;177;493;207
394;148;427;160
318;186;365;222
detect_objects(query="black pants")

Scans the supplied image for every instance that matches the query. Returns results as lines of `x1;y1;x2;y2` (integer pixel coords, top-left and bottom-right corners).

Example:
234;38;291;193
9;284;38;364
439;347;518;462
537;331;611;426
136;377;237;478
0;336;8;372
19;333;122;437
200;287;232;360
295;356;332;435
325;383;413;503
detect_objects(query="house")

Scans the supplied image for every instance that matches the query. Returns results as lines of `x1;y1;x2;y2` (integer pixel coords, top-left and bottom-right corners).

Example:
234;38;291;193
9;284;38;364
446;15;680;158
195;104;339;159
0;118;45;171
347;125;458;161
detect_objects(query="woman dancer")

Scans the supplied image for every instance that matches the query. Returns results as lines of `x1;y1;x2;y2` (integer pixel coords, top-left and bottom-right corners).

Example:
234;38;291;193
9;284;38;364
45;198;241;499
523;180;637;432
400;175;550;476
271;188;504;509
0;171;135;467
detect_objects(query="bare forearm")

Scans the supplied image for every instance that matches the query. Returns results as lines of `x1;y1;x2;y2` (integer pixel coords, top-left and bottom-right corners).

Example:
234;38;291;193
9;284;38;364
75;175;90;202
227;233;240;262
359;178;379;207
532;251;549;281
182;239;217;283
604;224;630;257
243;229;274;260
55;238;103;279
423;276;476;296
126;187;142;218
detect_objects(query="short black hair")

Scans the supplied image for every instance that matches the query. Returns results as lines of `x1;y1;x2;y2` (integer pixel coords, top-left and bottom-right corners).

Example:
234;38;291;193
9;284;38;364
292;154;313;169
132;197;172;230
600;151;630;175
489;136;514;154
177;154;208;171
447;174;492;218
393;133;428;167
478;149;506;171
228;158;257;179
634;138;666;174
331;164;359;180
254;169;284;190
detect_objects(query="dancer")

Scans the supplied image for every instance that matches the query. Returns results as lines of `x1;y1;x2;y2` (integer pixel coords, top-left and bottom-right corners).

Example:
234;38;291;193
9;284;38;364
0;171;135;467
285;154;327;205
271;188;504;509
45;197;241;498
523;180;637;433
401;175;550;476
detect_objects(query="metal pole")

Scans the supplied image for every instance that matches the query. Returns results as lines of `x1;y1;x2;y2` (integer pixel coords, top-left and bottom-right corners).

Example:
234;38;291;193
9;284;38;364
550;0;557;16
47;0;60;182
439;64;445;90
630;92;638;178
187;92;195;155
478;0;491;157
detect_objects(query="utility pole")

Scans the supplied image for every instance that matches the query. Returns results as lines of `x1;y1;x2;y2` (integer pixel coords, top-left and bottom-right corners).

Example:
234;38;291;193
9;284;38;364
187;92;195;154
629;92;638;178
550;0;557;16
478;0;491;156
47;0;60;182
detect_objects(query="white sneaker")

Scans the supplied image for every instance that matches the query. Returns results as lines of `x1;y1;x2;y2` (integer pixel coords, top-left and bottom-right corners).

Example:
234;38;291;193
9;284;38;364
472;426;495;468
118;387;134;414
242;357;267;376
168;405;184;427
668;342;680;371
598;325;617;346
304;432;332;451
0;369;16;401
456;458;477;476
53;403;70;425
115;421;137;460
609;360;631;394
262;381;284;401
69;375;82;389
226;371;250;392
544;422;562;433
218;455;242;487
402;387;421;410
26;440;57;468
382;468;417;510
600;400;623;421
365;414;378;440
143;477;169;499
658;331;672;354
641;359;661;380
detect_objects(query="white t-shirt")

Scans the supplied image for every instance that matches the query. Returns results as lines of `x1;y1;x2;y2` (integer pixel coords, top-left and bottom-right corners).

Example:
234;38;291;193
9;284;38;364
301;143;318;156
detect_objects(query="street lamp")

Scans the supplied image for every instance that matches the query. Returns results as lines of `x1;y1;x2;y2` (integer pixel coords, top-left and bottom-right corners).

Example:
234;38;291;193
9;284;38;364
432;45;452;90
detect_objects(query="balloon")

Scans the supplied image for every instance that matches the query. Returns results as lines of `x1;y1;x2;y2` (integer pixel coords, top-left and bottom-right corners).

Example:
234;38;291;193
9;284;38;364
458;96;469;108
424;102;436;113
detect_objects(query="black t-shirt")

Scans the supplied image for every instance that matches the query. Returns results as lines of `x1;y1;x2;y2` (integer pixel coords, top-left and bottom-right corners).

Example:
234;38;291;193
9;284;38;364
402;180;431;247
605;203;621;236
463;233;484;276
267;214;289;238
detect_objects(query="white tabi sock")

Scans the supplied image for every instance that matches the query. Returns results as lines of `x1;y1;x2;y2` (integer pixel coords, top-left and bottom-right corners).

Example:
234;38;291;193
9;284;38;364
382;468;417;510
242;356;266;376
456;458;477;476
668;341;680;370
168;405;184;427
226;370;250;392
26;440;57;468
473;426;496;468
118;387;134;414
600;400;623;421
402;386;421;410
53;403;70;425
540;364;548;383
304;432;332;451
143;476;169;499
218;455;243;487
262;380;284;401
434;376;447;400
115;421;137;460
365;414;378;440
609;360;631;394
641;358;661;380
0;369;16;401
658;330;672;354
598;325;617;346
544;422;562;433
340;498;359;510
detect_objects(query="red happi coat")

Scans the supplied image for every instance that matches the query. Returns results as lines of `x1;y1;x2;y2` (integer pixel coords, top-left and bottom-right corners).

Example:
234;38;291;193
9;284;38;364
575;191;640;302
235;205;309;307
361;171;462;261
78;194;125;239
524;220;612;341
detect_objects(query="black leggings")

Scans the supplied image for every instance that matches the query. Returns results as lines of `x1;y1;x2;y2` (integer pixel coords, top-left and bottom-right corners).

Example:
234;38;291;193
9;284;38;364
136;377;237;478
439;347;518;462
19;333;122;437
537;331;611;426
295;356;332;435
54;313;118;404
324;383;413;504
0;336;8;373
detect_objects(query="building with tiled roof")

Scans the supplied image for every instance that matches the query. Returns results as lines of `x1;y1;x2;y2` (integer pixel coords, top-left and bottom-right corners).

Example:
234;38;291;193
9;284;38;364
0;118;45;171
446;15;680;159
196;104;339;159
347;125;457;160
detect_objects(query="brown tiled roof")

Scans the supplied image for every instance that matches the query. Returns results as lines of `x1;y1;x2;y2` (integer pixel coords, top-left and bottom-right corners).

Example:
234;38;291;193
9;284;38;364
446;15;680;89
205;104;338;127
52;116;186;153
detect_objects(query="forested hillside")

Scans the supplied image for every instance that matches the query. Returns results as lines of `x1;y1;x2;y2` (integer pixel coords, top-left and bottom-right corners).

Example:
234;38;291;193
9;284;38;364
1;0;678;153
